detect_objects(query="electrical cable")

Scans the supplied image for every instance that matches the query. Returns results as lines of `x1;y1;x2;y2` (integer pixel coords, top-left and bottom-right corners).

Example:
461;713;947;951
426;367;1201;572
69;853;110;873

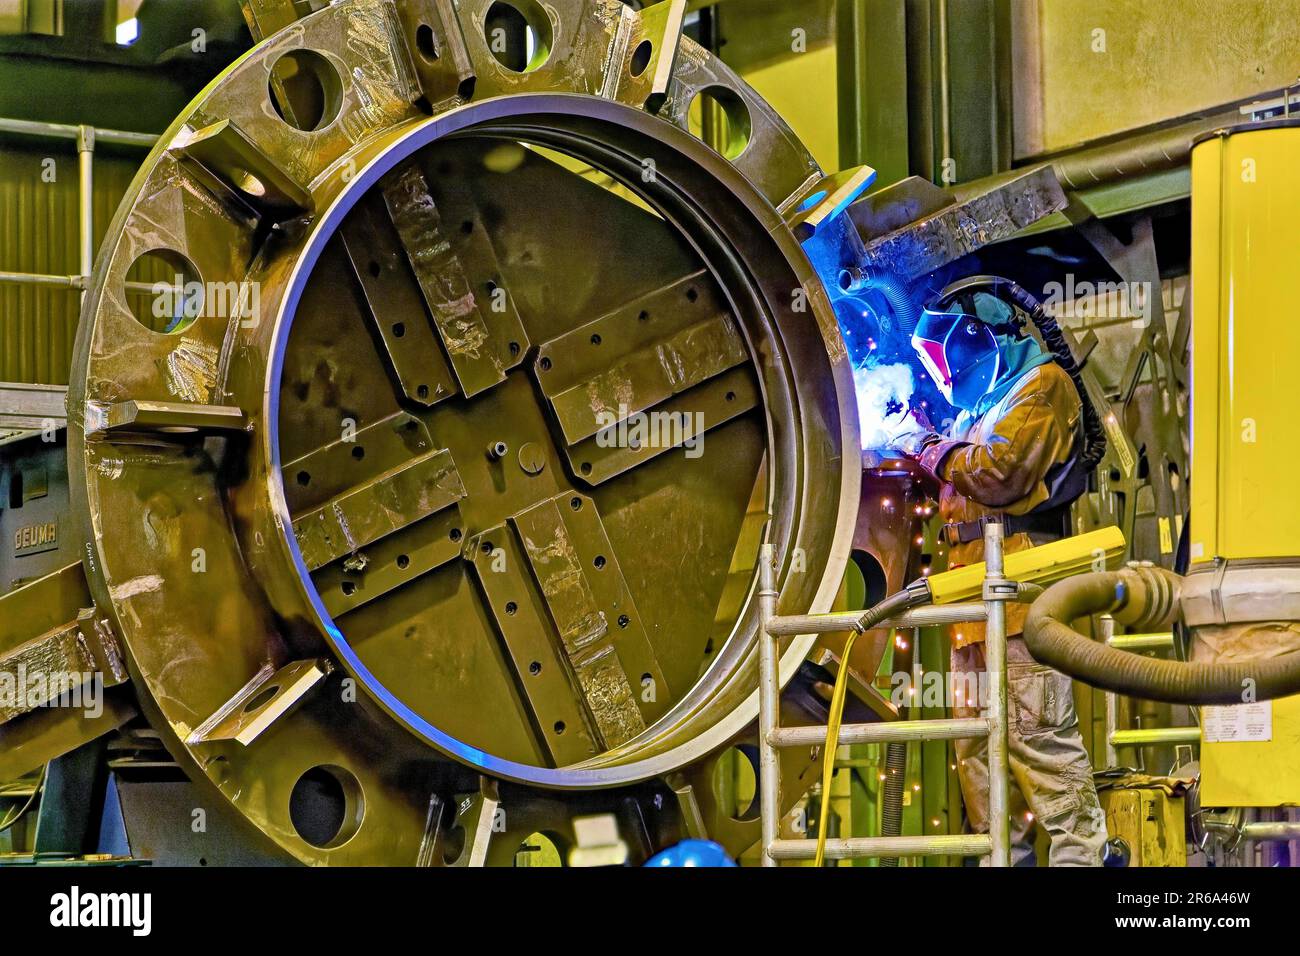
0;764;46;834
813;584;929;867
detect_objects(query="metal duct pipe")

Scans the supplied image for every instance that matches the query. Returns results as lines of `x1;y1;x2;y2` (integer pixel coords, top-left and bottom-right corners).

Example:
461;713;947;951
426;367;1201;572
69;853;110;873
953;101;1275;201
0;116;157;148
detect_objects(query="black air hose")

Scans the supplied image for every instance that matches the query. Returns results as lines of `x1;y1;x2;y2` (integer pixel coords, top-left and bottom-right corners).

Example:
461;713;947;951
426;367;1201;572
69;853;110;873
878;741;907;867
997;280;1108;471
1024;565;1300;705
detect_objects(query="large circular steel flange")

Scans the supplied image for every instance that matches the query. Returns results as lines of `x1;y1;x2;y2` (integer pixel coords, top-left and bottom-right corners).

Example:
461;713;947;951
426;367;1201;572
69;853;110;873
68;0;858;862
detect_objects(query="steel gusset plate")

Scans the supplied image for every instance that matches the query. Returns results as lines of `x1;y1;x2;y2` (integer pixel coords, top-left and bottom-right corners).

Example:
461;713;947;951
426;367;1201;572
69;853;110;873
66;0;859;863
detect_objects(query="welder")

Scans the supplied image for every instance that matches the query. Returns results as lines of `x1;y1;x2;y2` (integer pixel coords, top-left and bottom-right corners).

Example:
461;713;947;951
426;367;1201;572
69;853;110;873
891;280;1107;866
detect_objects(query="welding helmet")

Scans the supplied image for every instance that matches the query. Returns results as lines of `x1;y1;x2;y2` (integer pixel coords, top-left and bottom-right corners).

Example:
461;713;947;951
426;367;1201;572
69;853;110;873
911;306;1001;411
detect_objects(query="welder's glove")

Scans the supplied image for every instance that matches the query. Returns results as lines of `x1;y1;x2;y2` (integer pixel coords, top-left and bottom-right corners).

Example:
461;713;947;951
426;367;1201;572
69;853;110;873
915;438;971;483
889;429;942;459
890;430;972;488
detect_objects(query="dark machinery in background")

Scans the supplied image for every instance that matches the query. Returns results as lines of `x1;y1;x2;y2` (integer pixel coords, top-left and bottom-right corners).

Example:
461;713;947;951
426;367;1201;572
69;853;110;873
0;0;1205;865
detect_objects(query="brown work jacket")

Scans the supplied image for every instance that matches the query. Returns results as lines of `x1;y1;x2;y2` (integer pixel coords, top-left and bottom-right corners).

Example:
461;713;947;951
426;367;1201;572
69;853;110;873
921;362;1081;648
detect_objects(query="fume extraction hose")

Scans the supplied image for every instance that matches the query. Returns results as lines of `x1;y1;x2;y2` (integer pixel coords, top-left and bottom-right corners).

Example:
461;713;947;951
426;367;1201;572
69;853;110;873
872;273;919;337
1024;565;1300;705
838;267;919;337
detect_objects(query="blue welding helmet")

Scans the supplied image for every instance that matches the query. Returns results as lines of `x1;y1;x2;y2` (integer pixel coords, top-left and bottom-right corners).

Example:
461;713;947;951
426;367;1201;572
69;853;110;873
911;306;1001;411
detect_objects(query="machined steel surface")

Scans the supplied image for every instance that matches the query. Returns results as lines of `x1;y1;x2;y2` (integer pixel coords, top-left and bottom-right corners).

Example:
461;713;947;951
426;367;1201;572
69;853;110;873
39;0;863;864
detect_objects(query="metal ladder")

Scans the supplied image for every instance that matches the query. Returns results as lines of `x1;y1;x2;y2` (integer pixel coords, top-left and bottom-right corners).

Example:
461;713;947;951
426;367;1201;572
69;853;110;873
757;523;1013;866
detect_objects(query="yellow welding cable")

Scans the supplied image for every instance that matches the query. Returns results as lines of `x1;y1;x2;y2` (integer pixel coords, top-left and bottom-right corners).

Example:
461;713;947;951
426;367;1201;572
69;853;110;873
813;627;893;867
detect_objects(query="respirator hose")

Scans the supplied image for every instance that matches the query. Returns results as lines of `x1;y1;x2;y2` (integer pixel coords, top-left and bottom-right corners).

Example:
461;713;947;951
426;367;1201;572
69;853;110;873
1024;567;1300;705
995;279;1108;471
932;275;1108;472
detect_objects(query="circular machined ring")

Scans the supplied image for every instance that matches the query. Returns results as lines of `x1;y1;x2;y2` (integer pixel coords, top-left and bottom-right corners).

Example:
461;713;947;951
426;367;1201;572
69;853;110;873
255;94;855;786
67;0;857;861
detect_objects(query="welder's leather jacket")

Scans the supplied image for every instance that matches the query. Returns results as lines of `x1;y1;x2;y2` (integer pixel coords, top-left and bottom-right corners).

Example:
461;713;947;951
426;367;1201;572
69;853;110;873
917;362;1081;648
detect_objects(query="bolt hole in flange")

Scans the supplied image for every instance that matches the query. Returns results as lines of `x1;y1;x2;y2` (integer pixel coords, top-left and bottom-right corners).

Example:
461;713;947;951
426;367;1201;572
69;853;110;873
288;765;365;849
244;684;280;713
712;746;760;822
232;169;268;198
687;86;753;161
269;49;344;132
630;39;653;78
483;0;554;74
415;23;440;63
441;822;467;864
514;831;564;867
124;248;204;334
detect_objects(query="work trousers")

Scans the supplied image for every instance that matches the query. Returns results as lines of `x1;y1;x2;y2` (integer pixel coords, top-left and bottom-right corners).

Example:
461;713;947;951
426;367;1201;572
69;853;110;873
951;636;1107;866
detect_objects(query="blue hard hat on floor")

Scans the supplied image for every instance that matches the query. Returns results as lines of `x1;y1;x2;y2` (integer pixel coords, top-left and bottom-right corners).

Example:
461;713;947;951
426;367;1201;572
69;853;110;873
644;839;737;867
